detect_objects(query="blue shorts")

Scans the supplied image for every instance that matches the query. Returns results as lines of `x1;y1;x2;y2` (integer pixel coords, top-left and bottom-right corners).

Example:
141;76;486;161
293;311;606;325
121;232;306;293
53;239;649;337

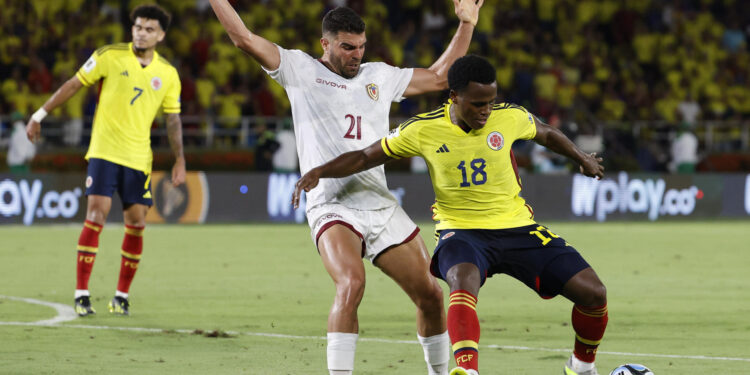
85;158;152;206
431;224;590;298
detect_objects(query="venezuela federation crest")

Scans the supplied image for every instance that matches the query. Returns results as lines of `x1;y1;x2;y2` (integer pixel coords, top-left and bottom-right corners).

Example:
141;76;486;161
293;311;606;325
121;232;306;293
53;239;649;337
366;83;379;101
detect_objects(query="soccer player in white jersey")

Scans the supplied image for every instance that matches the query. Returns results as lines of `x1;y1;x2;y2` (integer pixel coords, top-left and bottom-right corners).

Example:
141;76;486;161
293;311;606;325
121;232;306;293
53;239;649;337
209;1;483;374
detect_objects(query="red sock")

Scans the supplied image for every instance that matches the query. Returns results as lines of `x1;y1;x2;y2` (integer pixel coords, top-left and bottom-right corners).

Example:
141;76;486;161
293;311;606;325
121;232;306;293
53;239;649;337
117;225;144;294
76;220;102;290
571;304;608;363
448;290;480;371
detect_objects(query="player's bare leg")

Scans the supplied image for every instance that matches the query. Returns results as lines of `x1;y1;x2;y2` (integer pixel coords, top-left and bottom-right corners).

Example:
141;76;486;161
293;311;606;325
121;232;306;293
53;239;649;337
444;263;482;374
375;235;445;336
74;195;112;316
318;224;366;375
86;194;112;225
376;235;449;375
109;203;149;315
562;267;608;375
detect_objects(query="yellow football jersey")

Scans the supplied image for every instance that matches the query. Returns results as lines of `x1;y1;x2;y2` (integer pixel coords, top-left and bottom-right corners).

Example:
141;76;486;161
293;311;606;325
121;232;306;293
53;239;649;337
382;102;538;230
76;42;181;172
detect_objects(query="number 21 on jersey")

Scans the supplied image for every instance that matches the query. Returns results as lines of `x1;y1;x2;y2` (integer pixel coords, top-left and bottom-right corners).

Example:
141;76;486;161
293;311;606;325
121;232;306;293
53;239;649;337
343;114;361;140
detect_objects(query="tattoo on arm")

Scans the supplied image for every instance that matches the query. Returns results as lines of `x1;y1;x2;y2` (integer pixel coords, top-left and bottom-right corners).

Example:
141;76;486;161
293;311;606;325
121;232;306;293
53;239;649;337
166;114;184;159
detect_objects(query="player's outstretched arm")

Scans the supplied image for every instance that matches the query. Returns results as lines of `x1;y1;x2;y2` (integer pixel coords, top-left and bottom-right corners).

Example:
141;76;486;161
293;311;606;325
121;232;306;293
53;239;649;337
26;76;84;142
166;113;186;186
403;0;484;97
292;141;391;208
208;0;280;70
533;115;604;179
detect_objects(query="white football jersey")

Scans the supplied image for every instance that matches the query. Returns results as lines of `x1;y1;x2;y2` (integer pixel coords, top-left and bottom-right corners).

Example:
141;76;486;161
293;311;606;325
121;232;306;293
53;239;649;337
265;46;414;211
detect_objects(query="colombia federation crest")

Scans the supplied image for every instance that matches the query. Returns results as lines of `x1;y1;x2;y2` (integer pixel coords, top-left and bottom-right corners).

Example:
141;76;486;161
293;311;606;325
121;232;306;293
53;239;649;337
487;131;504;151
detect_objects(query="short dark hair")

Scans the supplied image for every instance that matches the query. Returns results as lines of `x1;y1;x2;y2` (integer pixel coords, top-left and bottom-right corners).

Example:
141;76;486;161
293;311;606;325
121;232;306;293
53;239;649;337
448;55;496;92
322;7;365;36
131;4;171;32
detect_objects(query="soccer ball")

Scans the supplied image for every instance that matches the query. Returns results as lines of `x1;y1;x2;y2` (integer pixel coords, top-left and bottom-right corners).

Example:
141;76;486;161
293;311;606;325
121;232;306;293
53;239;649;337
609;364;654;375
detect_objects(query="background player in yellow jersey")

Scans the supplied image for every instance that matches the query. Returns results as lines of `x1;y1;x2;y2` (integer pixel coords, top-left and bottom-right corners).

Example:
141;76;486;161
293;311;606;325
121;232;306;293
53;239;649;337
294;55;608;375
25;4;185;317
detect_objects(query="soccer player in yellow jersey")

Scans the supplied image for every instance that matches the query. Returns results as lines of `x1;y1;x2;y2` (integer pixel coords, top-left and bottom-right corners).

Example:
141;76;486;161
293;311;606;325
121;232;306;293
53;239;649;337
294;55;608;375
25;4;185;317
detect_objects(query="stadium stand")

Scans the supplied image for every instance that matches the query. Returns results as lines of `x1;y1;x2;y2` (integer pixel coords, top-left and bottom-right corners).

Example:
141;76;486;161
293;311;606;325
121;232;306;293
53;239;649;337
1;0;749;172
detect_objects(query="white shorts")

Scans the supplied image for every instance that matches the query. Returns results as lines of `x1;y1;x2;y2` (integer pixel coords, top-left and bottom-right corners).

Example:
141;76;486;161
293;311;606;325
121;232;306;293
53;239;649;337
307;203;420;262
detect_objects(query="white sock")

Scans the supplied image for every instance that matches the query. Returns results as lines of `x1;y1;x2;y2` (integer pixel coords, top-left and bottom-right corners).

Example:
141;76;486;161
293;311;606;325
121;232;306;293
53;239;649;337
115;290;129;299
74;289;89;298
327;332;357;375
571;354;595;371
418;331;450;375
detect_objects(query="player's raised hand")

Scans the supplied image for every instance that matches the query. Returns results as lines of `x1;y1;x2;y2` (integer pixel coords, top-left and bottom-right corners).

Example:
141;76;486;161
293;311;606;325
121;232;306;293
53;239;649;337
579;152;605;180
292;169;322;209
171;157;186;187
26;120;41;143
453;0;484;26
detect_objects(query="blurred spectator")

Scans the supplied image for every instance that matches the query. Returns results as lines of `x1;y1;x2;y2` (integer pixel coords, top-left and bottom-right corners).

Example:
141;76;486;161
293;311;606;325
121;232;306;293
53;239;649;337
531;143;567;174
254;123;279;172
2;0;750;171
670;123;699;174
271;121;298;173
677;93;701;126
7;112;35;173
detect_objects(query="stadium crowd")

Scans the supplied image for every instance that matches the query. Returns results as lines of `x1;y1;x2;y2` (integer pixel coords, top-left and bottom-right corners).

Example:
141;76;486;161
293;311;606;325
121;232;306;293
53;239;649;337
1;0;749;171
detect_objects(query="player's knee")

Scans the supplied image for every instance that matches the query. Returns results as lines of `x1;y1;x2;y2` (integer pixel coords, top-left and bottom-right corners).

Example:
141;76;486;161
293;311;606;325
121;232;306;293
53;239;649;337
85;209;107;224
415;281;444;313
584;283;607;307
334;274;366;305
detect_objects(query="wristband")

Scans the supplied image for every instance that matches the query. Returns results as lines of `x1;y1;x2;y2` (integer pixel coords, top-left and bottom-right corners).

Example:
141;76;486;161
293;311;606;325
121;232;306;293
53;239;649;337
31;108;48;123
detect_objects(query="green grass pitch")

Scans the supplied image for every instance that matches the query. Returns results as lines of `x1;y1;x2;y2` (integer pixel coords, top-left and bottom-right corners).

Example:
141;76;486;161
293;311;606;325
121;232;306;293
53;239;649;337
1;221;748;374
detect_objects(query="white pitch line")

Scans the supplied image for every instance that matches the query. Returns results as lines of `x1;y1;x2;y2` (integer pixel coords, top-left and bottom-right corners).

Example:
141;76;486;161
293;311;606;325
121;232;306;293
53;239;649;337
0;295;77;325
1;295;749;363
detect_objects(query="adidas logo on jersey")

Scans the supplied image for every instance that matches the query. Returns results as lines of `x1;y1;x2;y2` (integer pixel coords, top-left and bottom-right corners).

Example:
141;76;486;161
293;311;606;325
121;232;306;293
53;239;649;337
120;70;129;77
436;144;450;153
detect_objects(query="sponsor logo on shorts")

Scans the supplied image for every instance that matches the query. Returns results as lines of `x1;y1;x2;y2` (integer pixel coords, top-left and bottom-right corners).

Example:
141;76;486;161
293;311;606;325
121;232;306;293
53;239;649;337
314;213;344;231
85;176;93;188
441;231;455;240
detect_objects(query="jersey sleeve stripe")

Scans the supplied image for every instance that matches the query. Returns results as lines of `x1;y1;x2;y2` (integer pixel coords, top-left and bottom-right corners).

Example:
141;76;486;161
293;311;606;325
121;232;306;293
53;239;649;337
76;71;93;86
381;138;403;159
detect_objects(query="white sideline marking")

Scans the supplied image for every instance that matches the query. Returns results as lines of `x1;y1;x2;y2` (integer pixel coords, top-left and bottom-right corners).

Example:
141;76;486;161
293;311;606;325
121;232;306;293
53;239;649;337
1;295;748;363
0;295;77;325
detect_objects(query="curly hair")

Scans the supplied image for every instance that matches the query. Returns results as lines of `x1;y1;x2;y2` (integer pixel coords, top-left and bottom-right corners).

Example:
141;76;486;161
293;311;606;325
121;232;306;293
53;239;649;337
130;4;171;32
448;55;496;92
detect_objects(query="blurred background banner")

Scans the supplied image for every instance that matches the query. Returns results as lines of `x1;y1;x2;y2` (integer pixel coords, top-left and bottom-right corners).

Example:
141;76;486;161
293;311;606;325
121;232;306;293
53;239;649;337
144;171;209;224
2;172;748;225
